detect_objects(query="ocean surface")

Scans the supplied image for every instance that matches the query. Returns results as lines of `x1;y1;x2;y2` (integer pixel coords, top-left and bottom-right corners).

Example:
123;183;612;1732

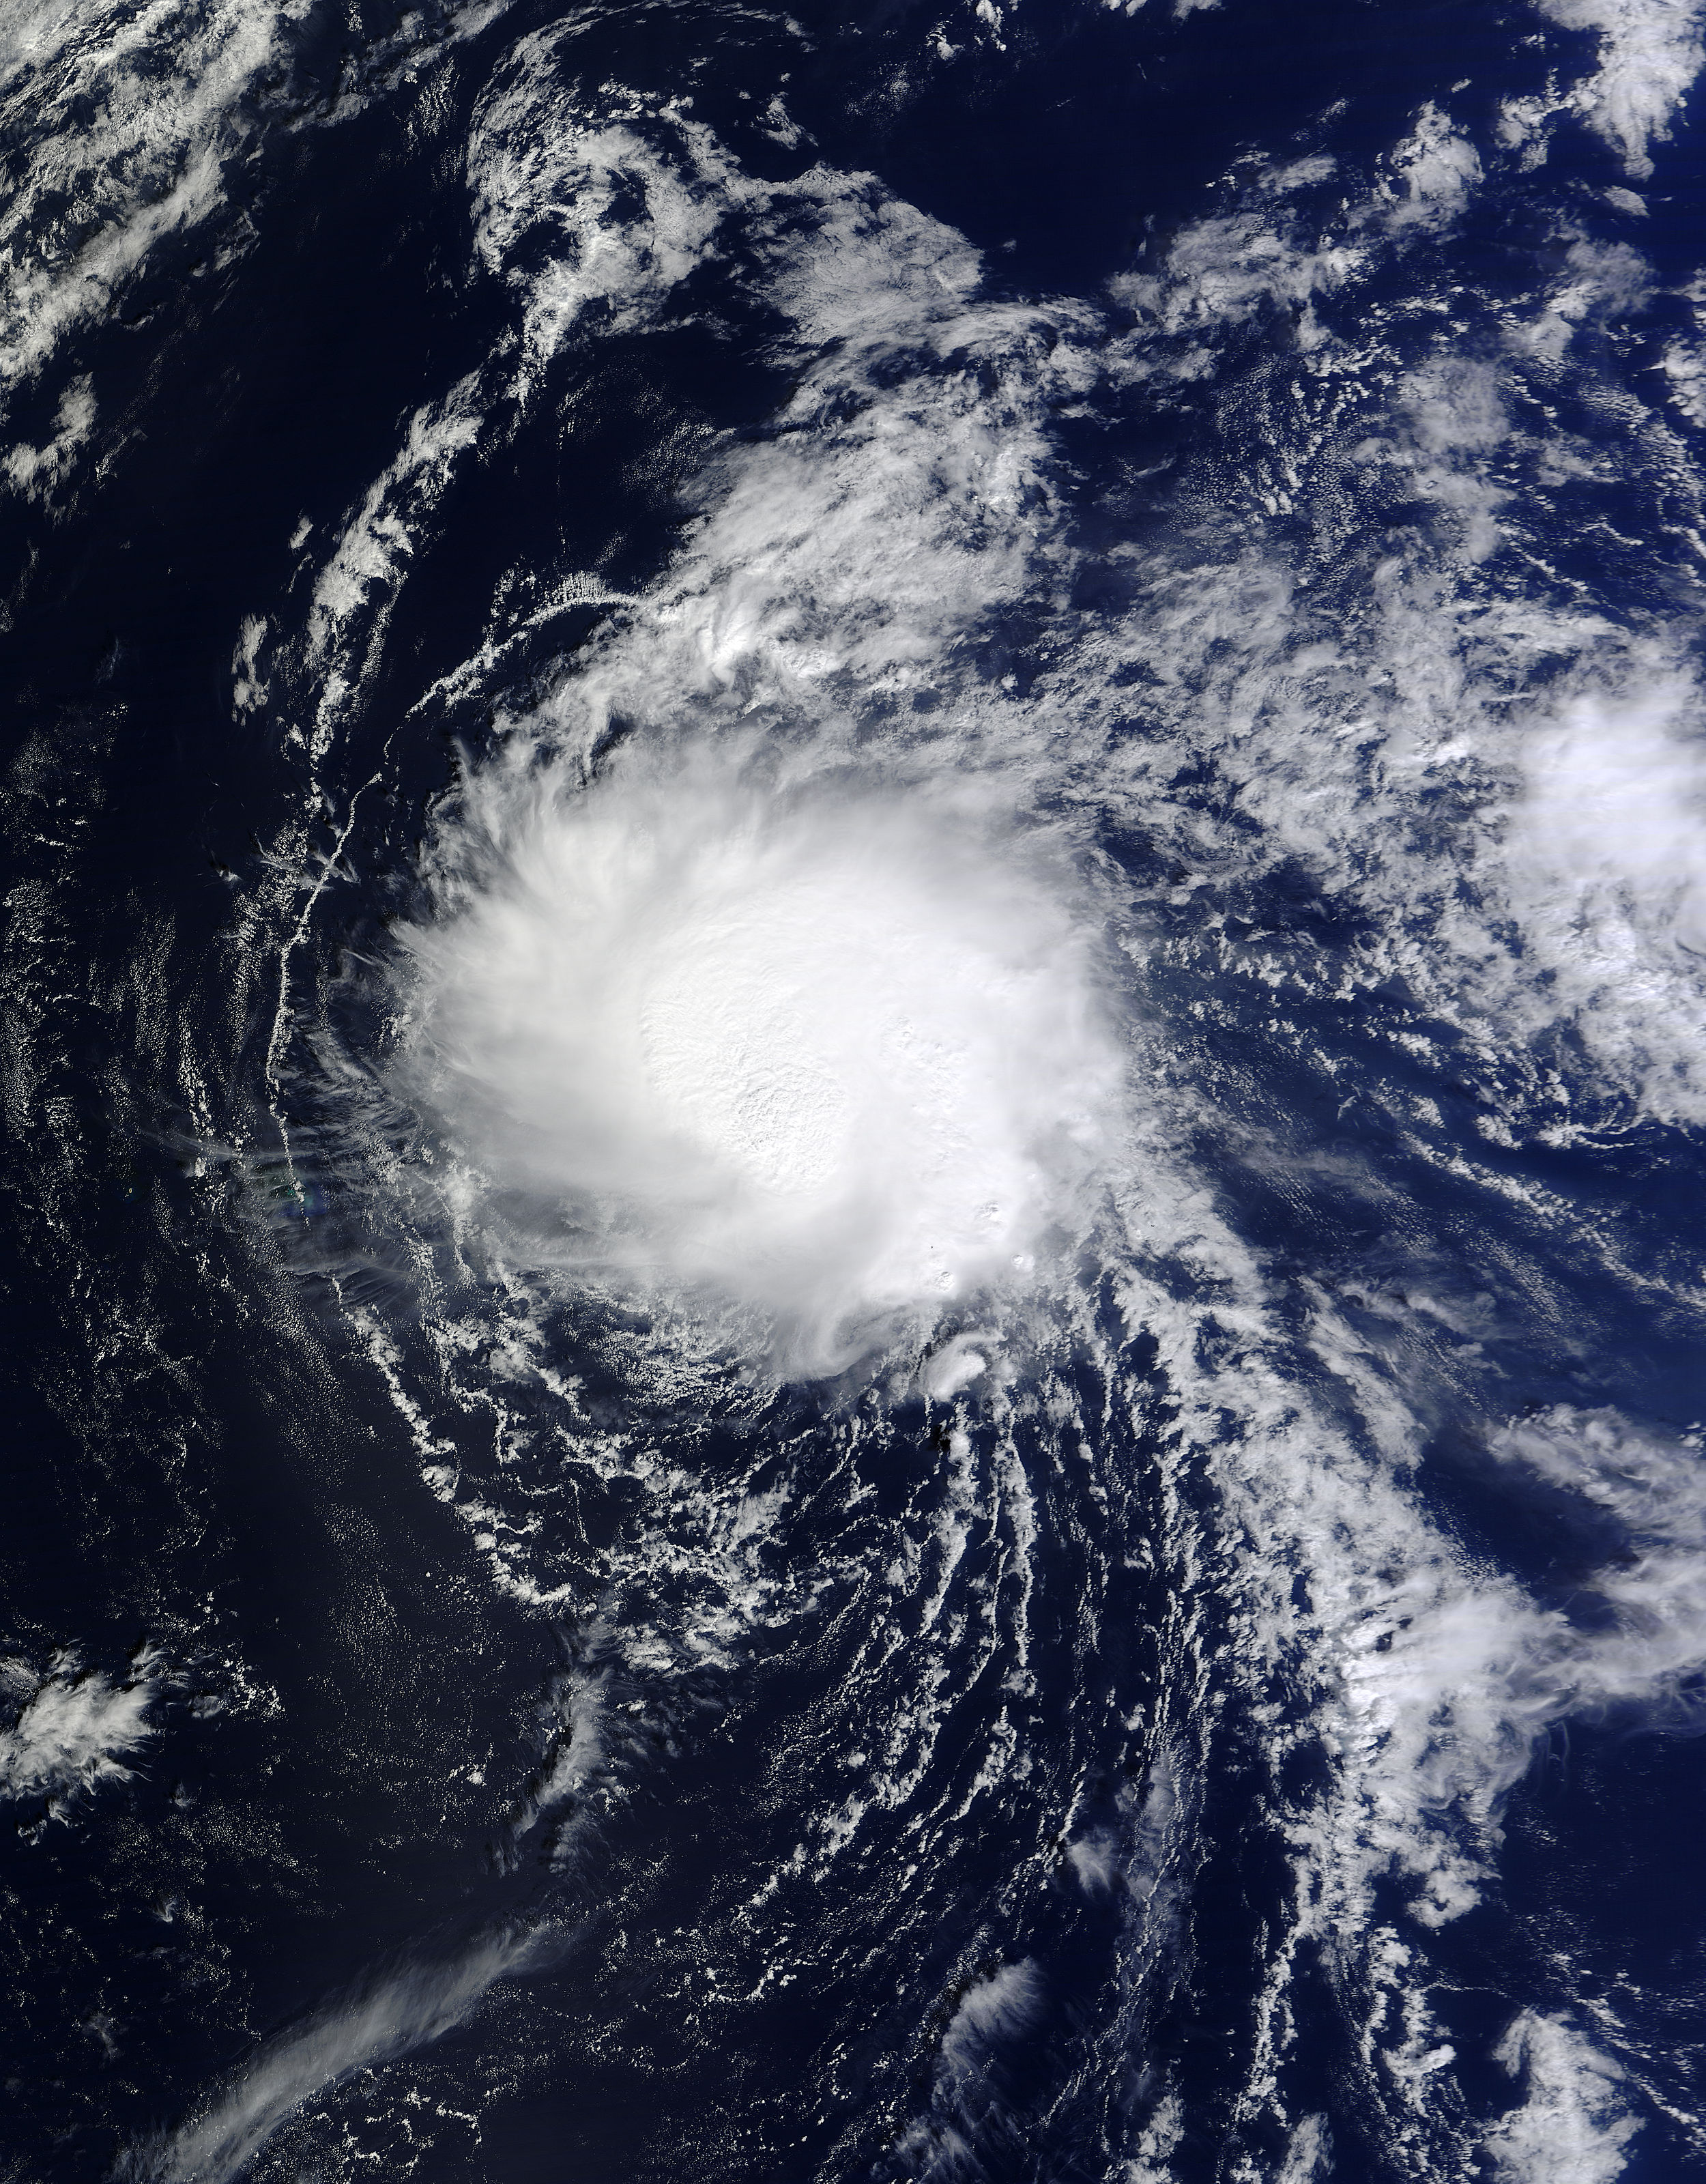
3;0;1706;2177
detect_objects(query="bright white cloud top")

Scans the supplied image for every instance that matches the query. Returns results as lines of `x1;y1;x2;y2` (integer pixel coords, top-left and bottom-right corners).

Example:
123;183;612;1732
399;747;1122;1370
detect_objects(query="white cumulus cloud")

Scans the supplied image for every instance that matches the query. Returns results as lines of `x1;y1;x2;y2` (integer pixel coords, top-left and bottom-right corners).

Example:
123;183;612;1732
0;1648;162;1808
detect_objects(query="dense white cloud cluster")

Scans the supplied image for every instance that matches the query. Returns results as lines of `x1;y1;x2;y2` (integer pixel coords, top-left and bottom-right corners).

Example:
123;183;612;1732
1533;0;1705;175
0;1648;161;1810
400;746;1122;1370
1486;2011;1642;2183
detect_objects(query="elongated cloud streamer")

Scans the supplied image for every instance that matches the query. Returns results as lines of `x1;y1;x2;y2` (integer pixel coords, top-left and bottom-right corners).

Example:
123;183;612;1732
136;1931;538;2184
399;747;1121;1369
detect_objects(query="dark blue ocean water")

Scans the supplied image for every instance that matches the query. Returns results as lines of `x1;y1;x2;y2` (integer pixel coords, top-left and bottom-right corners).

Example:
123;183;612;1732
3;0;1706;2179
